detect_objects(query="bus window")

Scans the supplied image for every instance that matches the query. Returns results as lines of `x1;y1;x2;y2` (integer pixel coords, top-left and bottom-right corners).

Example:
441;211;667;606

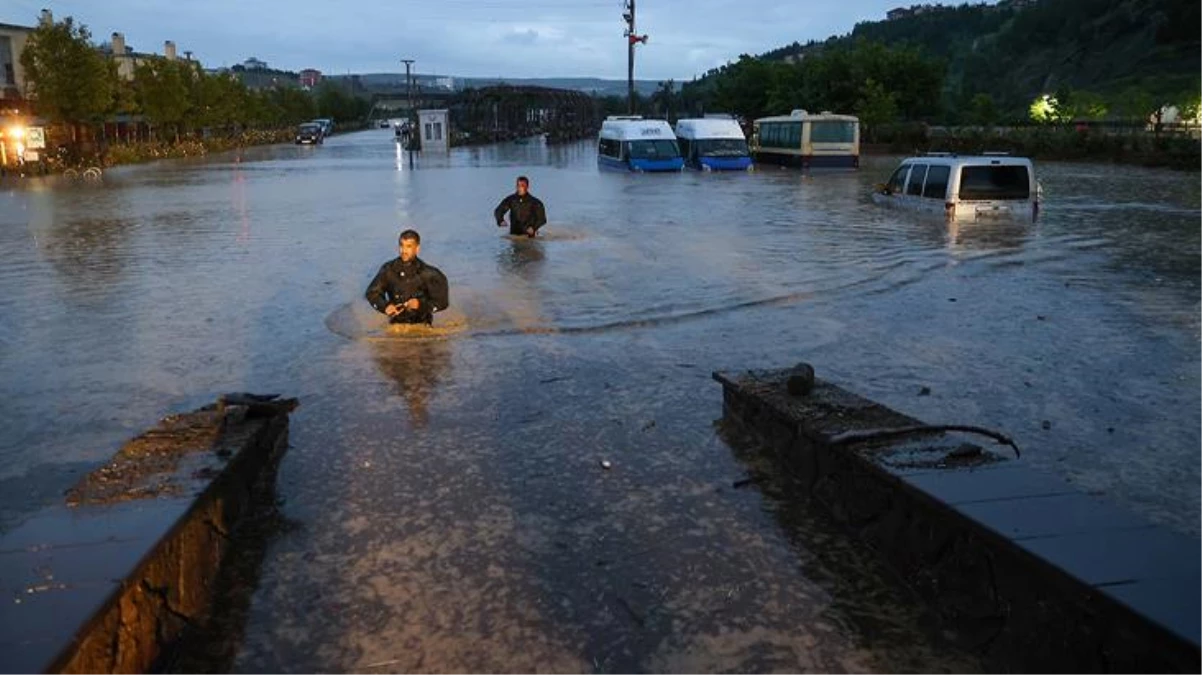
696;138;749;157
906;164;928;196
599;138;622;158
922;165;950;199
809;121;856;143
628;140;680;160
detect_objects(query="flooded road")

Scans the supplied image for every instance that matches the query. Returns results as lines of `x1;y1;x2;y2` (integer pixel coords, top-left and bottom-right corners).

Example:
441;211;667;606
1;130;1198;671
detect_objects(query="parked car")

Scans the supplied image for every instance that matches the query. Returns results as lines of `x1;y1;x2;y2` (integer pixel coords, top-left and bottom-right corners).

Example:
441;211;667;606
295;123;324;145
312;118;335;137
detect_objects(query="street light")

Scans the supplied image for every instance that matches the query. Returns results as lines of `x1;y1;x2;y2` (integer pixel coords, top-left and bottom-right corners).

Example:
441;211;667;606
401;59;416;163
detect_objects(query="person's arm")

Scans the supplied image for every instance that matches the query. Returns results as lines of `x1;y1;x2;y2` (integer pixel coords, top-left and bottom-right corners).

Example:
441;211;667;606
494;195;511;226
365;264;391;313
423;267;449;313
533;197;547;231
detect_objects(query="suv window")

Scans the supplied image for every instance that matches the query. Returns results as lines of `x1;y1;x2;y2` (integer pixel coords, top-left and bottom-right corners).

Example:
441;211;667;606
886;165;909;194
922;165;950;199
906;164;928;196
959;165;1031;200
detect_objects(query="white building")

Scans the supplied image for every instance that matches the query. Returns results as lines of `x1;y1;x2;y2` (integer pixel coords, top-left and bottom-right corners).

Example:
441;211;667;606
418;109;449;152
0;21;33;104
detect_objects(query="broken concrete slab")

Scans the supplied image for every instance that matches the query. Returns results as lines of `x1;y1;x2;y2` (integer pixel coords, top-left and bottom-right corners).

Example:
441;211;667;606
0;395;295;674
714;367;1199;673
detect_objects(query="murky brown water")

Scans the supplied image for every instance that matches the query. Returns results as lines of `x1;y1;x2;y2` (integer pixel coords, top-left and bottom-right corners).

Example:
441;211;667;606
1;131;1198;671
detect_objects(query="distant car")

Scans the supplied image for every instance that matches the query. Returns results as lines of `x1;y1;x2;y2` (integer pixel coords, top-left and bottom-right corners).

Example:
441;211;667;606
311;118;335;137
295;123;323;145
378;119;391;129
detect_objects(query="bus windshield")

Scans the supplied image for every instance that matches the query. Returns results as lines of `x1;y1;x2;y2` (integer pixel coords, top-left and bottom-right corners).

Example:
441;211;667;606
627;140;680;160
696;138;749;157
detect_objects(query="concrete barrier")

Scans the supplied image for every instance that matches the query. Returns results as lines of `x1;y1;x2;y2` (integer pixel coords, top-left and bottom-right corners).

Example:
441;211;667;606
0;395;296;674
714;367;1199;673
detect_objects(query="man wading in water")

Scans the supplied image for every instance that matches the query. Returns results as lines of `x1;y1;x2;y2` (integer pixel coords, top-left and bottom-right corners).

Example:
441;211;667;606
494;175;547;238
366;229;449;325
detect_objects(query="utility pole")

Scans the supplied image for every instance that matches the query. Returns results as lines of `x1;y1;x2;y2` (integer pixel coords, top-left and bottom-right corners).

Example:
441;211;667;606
622;0;647;115
402;58;416;164
401;59;415;123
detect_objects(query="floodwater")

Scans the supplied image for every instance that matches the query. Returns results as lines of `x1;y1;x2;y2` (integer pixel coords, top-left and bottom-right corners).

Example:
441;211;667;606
1;131;1198;671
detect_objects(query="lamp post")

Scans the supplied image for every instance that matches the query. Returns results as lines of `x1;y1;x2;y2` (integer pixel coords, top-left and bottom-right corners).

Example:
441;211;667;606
401;58;415;164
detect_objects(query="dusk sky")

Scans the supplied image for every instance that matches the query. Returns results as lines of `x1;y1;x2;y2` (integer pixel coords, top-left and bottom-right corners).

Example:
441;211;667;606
4;0;951;80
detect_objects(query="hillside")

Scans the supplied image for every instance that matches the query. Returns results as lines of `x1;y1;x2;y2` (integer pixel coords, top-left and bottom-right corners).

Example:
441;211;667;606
690;0;1200;121
339;73;660;97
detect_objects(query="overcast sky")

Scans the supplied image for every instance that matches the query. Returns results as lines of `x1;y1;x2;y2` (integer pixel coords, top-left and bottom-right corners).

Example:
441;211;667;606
4;0;943;80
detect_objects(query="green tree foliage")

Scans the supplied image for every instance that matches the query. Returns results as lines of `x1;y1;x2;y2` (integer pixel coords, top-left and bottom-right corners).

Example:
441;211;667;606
1057;89;1108;121
854;78;899;140
134;59;194;139
694;0;1200;124
682;41;943;123
315;82;371;123
1113;86;1154;121
19;10;364;147
19;16;113;127
969;93;998;126
650;79;676;121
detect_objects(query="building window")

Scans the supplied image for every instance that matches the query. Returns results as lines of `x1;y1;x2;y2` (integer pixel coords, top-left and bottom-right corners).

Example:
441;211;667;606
424;123;432;140
434;122;442;141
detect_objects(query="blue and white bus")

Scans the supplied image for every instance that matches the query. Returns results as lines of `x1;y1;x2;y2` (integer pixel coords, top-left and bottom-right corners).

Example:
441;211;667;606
751;110;860;170
597;116;684;172
674;116;752;171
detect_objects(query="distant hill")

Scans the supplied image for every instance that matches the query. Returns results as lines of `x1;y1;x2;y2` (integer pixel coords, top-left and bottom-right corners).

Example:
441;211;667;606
693;0;1201;120
334;73;660;97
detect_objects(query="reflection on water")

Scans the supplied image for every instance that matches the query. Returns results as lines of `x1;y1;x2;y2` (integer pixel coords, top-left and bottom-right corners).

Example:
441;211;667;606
369;339;453;428
497;236;546;281
1;133;1198;671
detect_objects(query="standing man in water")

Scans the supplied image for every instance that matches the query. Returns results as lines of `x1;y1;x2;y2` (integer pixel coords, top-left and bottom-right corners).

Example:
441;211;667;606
494;175;547;238
365;229;449;325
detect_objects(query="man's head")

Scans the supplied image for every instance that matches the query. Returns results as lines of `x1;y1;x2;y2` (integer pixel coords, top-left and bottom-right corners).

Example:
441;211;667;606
515;175;530;196
398;229;421;262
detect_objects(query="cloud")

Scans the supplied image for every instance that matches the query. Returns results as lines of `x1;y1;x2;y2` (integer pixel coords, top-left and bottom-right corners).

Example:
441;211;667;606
4;0;986;79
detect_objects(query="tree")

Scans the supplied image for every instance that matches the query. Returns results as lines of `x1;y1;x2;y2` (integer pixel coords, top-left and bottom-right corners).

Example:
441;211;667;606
651;79;676;121
968;92;997;126
19;16;114;136
1057;89;1107;121
1114;86;1154;122
854;78;898;140
315;82;370;124
134;59;195;140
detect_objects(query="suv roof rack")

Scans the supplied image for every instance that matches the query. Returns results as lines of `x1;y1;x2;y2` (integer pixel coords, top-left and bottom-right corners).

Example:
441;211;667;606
981;151;1011;156
924;151;954;157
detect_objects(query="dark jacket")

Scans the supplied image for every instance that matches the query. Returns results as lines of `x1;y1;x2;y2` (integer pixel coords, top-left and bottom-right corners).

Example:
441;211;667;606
494;192;547;236
365;256;449;324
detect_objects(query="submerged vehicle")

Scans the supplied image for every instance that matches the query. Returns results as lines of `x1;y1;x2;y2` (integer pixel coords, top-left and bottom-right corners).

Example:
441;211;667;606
872;153;1041;221
295;123;324;145
751;110;860;170
312;118;335;136
597;116;684;172
674;116;752;171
